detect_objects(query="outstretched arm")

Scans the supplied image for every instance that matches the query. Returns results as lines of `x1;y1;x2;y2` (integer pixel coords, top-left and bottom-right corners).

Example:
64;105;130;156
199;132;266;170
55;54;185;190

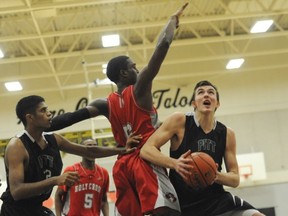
46;98;108;132
55;134;135;158
47;108;91;132
155;2;189;46
134;2;189;108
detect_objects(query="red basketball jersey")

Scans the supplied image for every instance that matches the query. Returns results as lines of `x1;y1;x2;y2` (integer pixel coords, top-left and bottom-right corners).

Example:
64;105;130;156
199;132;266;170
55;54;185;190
61;163;109;216
109;86;181;215
108;85;160;149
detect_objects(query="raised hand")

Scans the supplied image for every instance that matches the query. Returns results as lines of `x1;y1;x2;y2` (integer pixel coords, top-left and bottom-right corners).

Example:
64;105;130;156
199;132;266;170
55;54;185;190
172;2;189;28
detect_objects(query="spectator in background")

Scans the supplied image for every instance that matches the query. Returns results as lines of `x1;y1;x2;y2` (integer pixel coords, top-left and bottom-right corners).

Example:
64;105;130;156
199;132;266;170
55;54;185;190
55;138;110;216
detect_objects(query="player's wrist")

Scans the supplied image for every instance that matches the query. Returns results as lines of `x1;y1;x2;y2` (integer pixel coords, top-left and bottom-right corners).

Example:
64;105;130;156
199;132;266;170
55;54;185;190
116;147;126;154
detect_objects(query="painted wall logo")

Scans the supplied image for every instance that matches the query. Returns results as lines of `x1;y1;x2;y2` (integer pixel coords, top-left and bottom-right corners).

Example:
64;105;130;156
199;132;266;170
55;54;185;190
153;88;193;109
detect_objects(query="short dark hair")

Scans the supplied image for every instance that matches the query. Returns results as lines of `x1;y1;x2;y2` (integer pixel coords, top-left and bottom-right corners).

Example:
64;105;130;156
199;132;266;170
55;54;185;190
192;80;220;102
16;95;45;126
80;138;98;146
106;56;129;83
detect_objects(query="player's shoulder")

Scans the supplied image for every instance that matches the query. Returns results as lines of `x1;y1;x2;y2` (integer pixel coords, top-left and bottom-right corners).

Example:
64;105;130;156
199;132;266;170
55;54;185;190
215;120;231;132
63;162;80;172
6;132;25;150
169;111;186;120
5;136;27;159
162;112;186;130
97;164;108;172
226;126;235;136
97;164;109;176
168;112;186;125
5;138;21;155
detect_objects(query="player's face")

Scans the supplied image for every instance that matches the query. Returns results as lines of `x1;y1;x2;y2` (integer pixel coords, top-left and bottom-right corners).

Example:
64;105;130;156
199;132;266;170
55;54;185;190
192;85;219;113
126;58;139;84
83;140;97;161
29;102;52;129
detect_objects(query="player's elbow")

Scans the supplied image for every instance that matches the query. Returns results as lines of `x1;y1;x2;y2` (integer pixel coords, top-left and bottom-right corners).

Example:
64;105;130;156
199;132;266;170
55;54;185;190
139;146;149;160
231;181;239;188
139;147;146;159
231;175;240;188
10;188;22;201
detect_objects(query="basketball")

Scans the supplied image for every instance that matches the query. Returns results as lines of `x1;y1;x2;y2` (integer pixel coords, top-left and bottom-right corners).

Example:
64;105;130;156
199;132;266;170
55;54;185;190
184;152;217;190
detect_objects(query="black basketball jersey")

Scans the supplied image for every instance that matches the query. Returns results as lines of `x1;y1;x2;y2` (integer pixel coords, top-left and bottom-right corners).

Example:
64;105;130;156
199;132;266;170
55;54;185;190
169;113;256;216
0;132;62;215
170;113;227;214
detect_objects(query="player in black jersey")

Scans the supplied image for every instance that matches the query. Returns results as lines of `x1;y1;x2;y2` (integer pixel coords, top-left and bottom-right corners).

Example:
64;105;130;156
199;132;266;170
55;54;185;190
140;81;265;216
0;95;135;216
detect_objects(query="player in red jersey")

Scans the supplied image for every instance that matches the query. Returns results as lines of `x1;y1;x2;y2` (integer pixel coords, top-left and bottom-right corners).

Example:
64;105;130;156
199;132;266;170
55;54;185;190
55;139;110;216
48;3;189;215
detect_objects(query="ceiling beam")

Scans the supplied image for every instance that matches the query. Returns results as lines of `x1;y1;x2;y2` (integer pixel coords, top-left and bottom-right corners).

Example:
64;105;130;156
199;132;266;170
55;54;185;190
1;30;288;65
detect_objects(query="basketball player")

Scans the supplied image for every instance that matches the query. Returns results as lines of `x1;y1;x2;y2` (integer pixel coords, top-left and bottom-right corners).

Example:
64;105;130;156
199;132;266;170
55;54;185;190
0;95;135;216
140;80;265;216
55;139;110;216
47;3;189;215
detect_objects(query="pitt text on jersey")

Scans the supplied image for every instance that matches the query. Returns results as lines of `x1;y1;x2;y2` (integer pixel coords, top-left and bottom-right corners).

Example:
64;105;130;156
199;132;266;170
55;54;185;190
197;139;216;152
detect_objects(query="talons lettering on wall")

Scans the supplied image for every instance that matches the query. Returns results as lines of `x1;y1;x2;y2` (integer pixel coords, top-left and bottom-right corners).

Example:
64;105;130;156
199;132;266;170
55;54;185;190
153;88;193;109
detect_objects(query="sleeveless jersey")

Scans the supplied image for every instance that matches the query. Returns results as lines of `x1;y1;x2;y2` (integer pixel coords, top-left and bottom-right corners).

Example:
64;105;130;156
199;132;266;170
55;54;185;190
108;85;160;149
169;113;257;216
170;113;227;213
109;86;180;215
61;162;109;216
0;132;62;215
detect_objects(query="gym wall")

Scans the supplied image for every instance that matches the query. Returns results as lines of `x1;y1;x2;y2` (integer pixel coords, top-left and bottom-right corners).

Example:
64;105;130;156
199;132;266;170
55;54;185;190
0;66;287;214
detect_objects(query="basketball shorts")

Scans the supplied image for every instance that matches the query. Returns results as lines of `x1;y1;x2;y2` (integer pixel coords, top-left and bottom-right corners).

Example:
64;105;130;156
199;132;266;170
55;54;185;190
113;152;181;216
0;202;55;216
181;192;259;216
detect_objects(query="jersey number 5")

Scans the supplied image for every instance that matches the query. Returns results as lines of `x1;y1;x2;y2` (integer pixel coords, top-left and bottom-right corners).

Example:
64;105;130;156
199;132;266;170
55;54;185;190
84;193;93;209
